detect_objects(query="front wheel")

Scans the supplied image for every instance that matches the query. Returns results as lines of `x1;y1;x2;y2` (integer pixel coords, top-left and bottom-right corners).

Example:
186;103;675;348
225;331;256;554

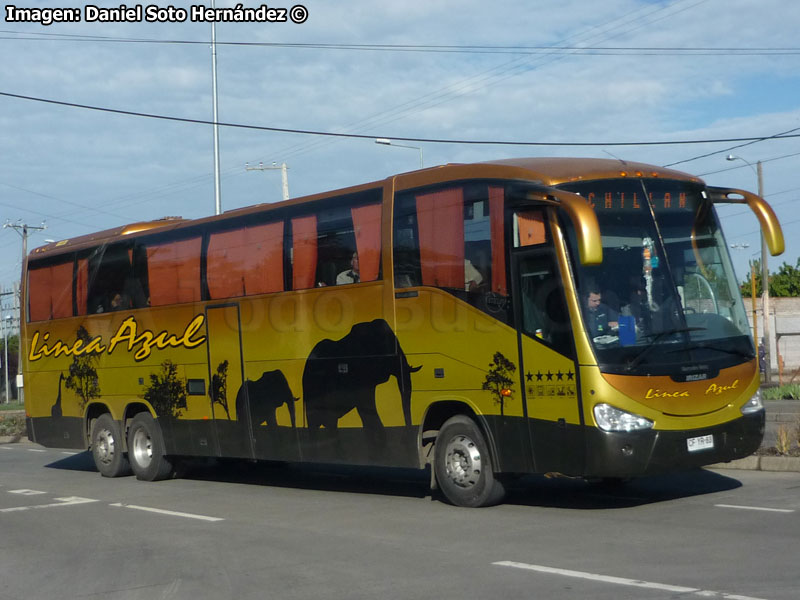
433;415;505;507
127;413;175;481
90;413;131;478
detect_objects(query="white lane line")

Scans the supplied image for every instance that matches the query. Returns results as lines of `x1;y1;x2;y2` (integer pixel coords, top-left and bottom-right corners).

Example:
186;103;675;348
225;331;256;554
60;451;79;456
26;448;45;453
110;503;224;522
0;496;97;513
8;489;46;495
493;562;770;600
715;504;795;514
494;562;696;593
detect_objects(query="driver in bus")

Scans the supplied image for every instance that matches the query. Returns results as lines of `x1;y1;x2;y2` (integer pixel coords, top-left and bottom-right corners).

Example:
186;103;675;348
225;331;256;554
584;285;618;338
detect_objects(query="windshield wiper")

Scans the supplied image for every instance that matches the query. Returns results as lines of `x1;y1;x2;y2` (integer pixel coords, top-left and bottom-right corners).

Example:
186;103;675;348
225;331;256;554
686;342;755;360
624;327;706;372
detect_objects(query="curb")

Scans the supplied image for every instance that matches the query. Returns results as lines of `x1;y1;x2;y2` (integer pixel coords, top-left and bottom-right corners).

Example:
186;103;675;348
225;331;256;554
0;435;25;445
710;455;800;472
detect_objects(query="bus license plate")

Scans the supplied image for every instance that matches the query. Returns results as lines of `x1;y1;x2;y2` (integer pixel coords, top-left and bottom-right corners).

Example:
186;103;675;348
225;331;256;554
687;434;714;452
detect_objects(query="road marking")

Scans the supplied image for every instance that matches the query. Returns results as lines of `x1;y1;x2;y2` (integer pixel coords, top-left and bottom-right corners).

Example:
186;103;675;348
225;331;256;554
110;503;224;522
26;448;45;453
8;489;46;495
715;504;794;514
492;562;769;600
0;496;97;513
60;451;79;456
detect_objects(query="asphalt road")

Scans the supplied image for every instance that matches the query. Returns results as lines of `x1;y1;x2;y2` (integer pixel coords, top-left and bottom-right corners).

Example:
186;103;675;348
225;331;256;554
1;443;799;600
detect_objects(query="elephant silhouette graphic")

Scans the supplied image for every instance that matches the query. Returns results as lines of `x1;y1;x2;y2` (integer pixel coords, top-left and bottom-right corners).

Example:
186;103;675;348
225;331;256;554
235;370;298;429
302;319;421;432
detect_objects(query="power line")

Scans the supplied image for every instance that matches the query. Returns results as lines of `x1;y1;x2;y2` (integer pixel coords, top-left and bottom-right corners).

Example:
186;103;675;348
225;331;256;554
4;30;800;55
5;90;800;148
242;0;720;176
664;126;800;168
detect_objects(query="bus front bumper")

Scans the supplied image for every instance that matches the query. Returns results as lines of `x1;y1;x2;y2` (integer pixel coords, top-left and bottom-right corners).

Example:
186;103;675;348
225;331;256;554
583;411;765;479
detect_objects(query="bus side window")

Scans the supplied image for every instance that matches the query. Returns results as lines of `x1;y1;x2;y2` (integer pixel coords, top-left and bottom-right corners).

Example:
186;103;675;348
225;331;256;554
27;258;74;321
517;250;573;357
393;183;508;322
86;243;138;314
207;221;284;299
143;237;202;307
393;193;421;288
289;191;382;290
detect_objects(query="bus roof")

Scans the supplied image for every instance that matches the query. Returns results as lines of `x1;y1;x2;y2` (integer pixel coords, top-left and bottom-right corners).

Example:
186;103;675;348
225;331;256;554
479;157;702;186
28;157;703;261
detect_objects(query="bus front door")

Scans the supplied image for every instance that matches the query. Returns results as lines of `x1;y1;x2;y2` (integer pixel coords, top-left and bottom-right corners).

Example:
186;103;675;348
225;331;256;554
512;246;585;476
205;304;252;459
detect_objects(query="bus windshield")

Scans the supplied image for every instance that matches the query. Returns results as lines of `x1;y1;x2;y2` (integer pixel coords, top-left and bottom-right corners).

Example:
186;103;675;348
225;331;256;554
561;178;754;376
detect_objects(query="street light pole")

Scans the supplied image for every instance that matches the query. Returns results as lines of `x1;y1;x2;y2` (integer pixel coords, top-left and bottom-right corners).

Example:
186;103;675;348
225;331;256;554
727;154;771;383
211;0;222;215
375;138;424;169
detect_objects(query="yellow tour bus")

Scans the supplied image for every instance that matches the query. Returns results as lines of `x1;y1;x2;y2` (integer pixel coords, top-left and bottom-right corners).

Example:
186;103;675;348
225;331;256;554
21;157;783;507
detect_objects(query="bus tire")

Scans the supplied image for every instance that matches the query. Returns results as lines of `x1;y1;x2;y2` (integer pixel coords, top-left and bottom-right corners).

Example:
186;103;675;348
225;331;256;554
127;413;175;481
434;415;505;507
90;414;131;478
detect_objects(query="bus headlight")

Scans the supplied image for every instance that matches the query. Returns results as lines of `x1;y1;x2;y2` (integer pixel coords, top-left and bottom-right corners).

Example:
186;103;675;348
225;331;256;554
594;403;654;432
740;390;764;415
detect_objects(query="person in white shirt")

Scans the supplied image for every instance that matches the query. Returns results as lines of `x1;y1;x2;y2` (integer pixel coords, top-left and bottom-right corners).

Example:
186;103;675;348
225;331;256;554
336;251;360;285
465;258;483;291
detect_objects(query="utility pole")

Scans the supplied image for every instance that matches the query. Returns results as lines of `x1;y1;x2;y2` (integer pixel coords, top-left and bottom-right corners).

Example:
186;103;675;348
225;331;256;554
726;155;771;384
0;292;12;404
246;162;290;201
3;221;46;404
757;160;773;384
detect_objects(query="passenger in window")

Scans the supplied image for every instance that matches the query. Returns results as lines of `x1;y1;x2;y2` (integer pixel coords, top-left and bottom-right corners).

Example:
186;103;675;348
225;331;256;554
465;258;483;292
110;292;132;311
336;252;360;285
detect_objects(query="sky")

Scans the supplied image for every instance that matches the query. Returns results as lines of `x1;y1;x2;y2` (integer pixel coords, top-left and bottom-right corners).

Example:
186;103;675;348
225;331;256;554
2;0;800;322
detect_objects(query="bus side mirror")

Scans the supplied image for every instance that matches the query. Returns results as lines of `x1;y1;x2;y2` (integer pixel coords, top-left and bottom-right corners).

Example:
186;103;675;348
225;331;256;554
708;186;784;256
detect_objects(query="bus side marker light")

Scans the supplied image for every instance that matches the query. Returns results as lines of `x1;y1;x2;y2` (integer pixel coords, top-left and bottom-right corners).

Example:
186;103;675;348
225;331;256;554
593;403;654;432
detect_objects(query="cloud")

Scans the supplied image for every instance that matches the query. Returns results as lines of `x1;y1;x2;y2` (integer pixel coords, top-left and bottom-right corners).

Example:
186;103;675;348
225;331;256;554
1;0;799;286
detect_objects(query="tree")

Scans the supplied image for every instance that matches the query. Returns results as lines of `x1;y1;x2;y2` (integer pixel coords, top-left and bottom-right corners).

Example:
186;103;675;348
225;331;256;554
64;327;100;411
769;259;800;297
143;360;187;419
482;351;516;417
741;258;800;298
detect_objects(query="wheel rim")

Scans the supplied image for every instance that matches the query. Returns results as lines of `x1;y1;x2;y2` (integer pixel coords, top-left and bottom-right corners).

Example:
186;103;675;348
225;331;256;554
131;427;153;469
95;428;117;466
443;434;482;489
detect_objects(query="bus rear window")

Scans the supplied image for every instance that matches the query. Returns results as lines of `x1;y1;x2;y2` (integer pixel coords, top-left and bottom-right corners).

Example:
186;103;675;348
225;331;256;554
28;260;73;321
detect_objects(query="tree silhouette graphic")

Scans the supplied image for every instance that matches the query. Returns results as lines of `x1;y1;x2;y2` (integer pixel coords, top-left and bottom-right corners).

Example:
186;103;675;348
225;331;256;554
210;360;230;419
143;360;187;419
482;351;516;416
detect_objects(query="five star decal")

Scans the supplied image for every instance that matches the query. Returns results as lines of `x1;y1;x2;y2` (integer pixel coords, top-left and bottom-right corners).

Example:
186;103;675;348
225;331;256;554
525;369;577;397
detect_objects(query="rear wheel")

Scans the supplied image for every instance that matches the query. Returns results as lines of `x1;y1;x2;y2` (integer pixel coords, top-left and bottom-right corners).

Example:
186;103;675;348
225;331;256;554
434;415;505;507
90;414;131;478
127;413;175;481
